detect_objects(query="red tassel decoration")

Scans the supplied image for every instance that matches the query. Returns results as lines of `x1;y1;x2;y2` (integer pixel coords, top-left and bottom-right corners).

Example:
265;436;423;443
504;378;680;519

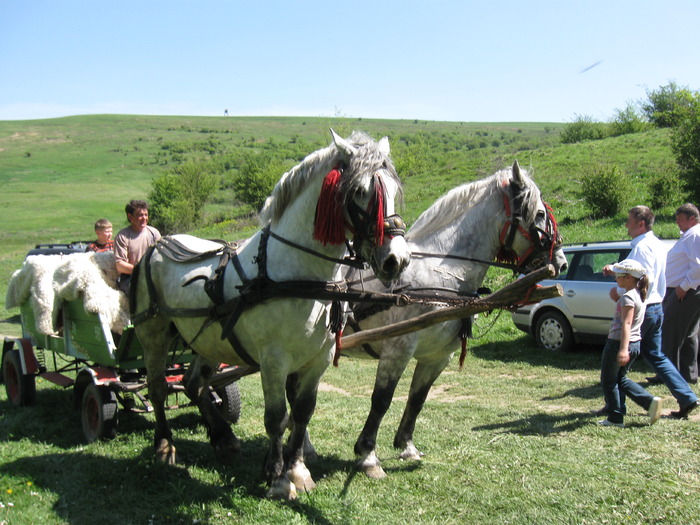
333;330;342;367
373;175;385;246
313;168;346;245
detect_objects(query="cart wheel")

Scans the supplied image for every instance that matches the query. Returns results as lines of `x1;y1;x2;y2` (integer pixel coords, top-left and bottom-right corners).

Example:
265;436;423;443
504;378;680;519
81;383;118;442
215;382;241;424
3;349;36;407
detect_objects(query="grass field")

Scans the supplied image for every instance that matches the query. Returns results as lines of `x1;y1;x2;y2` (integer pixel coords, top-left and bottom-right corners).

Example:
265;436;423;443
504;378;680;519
1;115;698;524
2;314;698;524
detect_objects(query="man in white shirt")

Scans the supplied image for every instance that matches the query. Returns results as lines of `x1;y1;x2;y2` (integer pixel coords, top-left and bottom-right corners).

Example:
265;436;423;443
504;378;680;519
662;203;700;388
598;206;698;419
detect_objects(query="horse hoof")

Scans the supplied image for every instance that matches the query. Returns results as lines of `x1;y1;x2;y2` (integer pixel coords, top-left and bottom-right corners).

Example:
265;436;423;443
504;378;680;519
355;450;386;479
360;463;387;479
155;439;177;465
266;477;298;500
287;462;316;492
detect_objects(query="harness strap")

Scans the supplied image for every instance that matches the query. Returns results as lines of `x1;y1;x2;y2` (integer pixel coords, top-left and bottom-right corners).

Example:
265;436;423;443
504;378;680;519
266;227;367;269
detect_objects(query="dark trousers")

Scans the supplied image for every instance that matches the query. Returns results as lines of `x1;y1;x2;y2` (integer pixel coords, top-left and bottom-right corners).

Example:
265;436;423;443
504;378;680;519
662;287;700;383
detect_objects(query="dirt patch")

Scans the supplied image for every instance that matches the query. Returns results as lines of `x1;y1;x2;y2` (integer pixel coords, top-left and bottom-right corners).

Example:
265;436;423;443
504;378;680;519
318;382;350;396
394;383;476;403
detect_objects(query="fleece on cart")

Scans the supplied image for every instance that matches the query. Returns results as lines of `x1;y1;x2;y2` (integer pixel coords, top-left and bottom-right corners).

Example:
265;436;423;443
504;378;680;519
5;250;129;335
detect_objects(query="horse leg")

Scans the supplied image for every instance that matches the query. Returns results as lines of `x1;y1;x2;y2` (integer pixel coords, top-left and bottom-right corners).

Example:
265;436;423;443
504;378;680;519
285;373;318;462
394;356;451;461
141;318;177;464
186;355;241;462
283;367;326;494
261;366;296;500
354;351;412;479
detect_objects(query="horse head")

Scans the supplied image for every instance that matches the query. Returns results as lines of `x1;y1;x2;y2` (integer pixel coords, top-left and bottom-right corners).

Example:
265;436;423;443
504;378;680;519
313;130;410;283
498;160;567;275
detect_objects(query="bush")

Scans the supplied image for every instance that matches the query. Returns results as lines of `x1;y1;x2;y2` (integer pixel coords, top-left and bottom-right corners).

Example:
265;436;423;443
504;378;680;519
608;103;649;137
149;157;218;234
233;151;287;212
560;115;608;143
649;167;686;210
580;165;630;218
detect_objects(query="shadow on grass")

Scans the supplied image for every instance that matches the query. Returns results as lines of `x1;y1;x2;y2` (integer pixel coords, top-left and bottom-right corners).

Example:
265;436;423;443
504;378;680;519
1;432;361;524
472;410;596;435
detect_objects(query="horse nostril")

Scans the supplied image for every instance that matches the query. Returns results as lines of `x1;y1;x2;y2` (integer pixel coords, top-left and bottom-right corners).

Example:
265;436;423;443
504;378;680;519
382;255;399;276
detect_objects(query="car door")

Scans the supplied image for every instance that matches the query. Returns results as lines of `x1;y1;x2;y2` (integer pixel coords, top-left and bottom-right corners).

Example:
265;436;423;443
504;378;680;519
559;249;630;338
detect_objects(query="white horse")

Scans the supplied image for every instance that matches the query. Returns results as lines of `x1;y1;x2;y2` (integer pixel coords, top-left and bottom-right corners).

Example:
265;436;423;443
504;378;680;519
132;131;411;499
343;161;567;478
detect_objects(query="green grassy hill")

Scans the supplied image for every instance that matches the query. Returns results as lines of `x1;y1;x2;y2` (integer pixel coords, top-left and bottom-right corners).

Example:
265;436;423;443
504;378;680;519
0;114;681;335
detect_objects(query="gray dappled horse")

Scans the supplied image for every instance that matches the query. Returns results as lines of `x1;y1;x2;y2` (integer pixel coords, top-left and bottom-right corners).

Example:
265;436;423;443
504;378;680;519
343;161;567;478
132;131;410;499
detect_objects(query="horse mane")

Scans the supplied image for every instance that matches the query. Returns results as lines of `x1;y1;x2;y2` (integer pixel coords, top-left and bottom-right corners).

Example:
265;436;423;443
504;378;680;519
407;165;539;241
259;131;401;225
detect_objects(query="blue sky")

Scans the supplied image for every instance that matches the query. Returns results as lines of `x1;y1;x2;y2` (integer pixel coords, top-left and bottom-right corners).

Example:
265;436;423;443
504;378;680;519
2;0;699;123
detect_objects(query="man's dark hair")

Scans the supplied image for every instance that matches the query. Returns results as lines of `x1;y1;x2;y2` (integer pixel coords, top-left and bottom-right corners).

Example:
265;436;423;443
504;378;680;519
125;199;149;216
629;205;655;229
675;203;700;220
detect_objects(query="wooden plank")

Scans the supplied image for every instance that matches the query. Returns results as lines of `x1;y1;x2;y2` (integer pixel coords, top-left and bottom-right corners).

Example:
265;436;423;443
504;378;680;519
341;264;562;349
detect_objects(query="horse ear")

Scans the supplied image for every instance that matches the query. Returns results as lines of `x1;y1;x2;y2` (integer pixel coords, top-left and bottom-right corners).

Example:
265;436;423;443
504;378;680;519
330;129;357;158
378;136;390;156
512;160;524;190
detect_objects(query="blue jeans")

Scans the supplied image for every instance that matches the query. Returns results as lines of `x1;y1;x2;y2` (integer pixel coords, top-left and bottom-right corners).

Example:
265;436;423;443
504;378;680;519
601;339;653;424
641;303;698;408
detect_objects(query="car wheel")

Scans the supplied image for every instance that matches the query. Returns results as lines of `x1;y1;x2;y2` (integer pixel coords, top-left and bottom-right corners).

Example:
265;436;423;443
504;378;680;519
535;311;574;352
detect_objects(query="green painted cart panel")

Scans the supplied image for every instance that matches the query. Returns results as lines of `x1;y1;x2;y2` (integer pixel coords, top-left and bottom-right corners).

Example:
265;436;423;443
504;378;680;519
20;297;193;369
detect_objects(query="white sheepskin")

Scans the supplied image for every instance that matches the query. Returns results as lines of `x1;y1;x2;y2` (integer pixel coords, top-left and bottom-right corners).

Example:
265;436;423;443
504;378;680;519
5;250;129;335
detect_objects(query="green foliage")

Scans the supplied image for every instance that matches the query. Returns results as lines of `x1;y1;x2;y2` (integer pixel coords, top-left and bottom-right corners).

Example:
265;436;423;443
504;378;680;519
608;103;649;136
580;164;631;218
233;151;288;212
148;156;218;234
648;165;686;210
560;114;607;143
670;92;700;201
392;134;430;178
641;80;697;128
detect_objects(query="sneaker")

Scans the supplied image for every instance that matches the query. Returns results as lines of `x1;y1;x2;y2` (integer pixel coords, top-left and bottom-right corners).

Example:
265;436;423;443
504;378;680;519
598;419;624;428
648;397;662;425
590;407;608;416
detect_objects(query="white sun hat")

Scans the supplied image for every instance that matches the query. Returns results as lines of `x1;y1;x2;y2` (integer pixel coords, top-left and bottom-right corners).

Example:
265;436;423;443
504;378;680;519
612;259;646;279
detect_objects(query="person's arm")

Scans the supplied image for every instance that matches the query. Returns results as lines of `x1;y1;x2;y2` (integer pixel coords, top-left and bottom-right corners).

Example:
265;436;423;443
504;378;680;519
617;305;634;366
114;233;134;274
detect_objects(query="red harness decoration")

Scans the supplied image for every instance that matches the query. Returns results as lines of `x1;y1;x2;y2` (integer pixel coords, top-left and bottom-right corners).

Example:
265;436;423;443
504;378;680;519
372;174;386;247
313;167;346;245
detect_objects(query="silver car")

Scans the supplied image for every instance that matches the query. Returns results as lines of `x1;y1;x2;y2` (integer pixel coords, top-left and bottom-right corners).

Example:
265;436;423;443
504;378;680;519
511;240;675;352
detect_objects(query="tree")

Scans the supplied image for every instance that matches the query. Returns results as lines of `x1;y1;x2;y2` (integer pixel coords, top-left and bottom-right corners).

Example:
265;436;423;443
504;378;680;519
149;156;218;234
670;92;700;201
233;151;287;212
641;81;696;128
